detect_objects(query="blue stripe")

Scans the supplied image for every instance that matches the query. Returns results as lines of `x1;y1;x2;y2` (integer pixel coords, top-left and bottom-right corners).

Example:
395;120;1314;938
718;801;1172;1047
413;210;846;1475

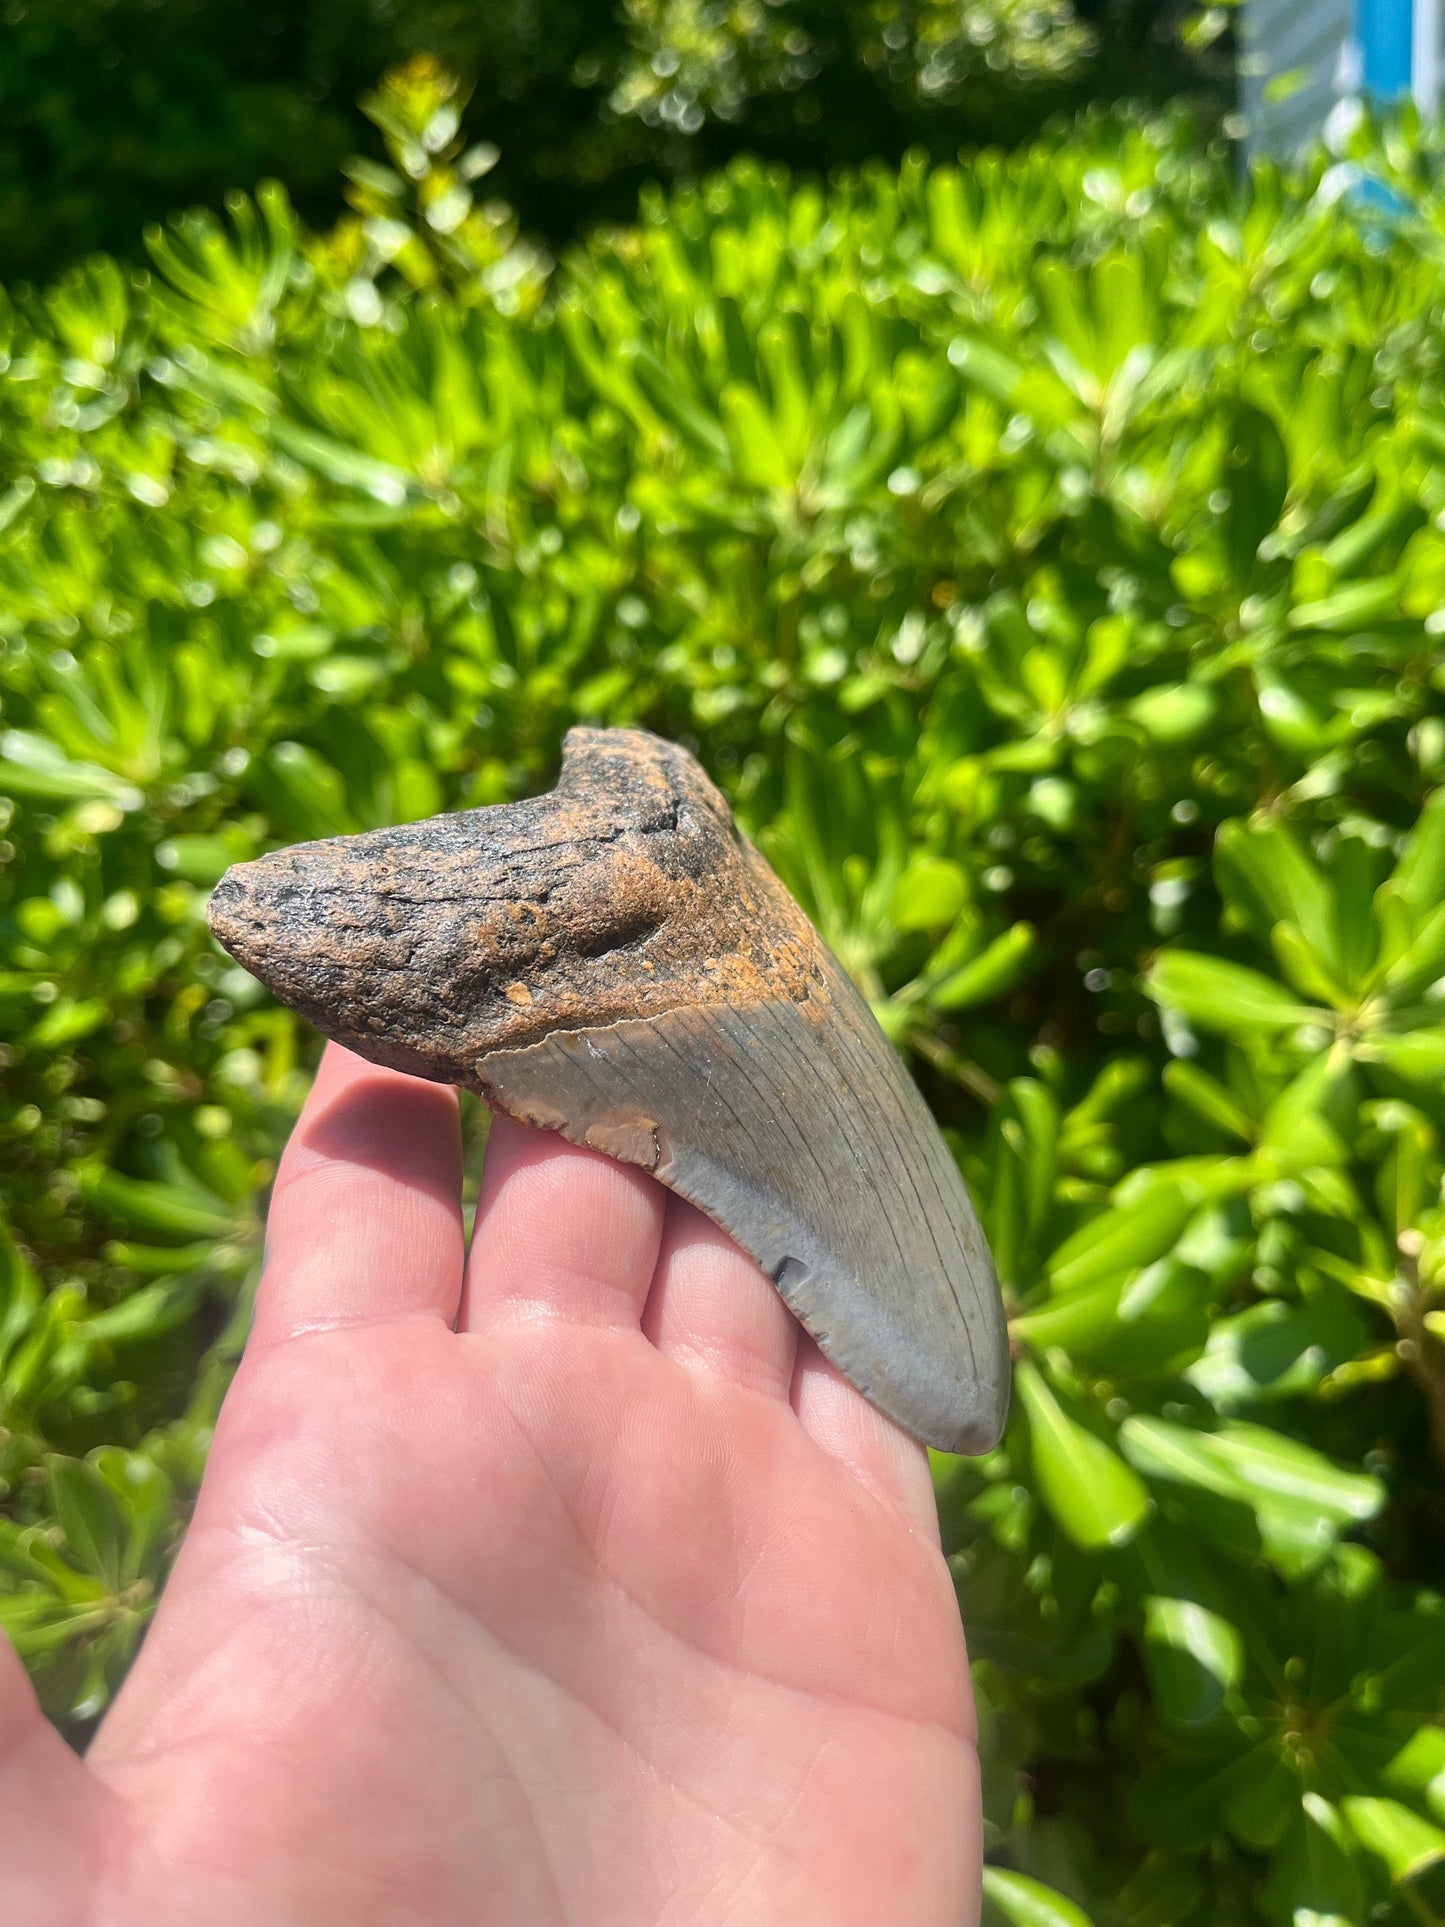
1359;0;1414;94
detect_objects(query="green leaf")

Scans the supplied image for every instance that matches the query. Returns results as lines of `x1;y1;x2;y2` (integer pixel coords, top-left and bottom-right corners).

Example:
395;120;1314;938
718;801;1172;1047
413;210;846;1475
1390;789;1445;920
1162;1062;1255;1143
927;923;1037;1012
1146;951;1325;1033
1047;1183;1194;1295
1215;818;1340;965
1129;683;1217;744
91;1446;176;1581
0;1522;68;1590
1129;1752;1242;1850
981;1868;1094;1927
1259;1053;1351;1169
269;418;414;503
1288;579;1400;630
1141;1595;1243;1723
1190;1421;1382;1524
946;335;1027;409
29;997;110;1049
0;1214;43;1365
1382;899;1445;997
155;834;239;885
78;1168;234;1238
84;1278;201;1345
1361;1029;1445;1085
1221;1743;1299;1848
1187;1296;1368;1409
0;729;143;808
1224;402;1289;586
1119;1417;1383;1571
47;1455;127;1592
1016;1362;1151;1550
1386;1730;1445;1822
1342;1797;1445;1884
1011;1281;1125;1355
0;1590;99;1656
1270;921;1349;1006
889;857;970;932
256;741;354;837
1261;1794;1363;1927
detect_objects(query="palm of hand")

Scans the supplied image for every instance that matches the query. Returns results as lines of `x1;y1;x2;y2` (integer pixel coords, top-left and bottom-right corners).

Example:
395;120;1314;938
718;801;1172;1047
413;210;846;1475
4;1050;980;1927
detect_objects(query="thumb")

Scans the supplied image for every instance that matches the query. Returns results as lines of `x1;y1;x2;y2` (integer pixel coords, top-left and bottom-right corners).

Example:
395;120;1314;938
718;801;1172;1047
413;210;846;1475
0;1630;111;1923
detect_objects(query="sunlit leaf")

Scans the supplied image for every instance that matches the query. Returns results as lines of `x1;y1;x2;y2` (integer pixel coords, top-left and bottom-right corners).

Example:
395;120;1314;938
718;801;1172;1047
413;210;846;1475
981;1867;1095;1927
1342;1797;1445;1885
1141;1594;1243;1723
1146;952;1325;1033
1016;1362;1151;1550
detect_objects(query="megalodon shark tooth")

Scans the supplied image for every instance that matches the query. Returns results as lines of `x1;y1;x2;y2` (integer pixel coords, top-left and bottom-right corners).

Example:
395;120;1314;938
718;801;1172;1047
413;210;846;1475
207;726;1010;1454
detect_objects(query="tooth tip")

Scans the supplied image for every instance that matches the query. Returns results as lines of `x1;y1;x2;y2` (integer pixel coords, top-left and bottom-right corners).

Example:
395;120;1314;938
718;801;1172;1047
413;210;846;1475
942;1370;1011;1456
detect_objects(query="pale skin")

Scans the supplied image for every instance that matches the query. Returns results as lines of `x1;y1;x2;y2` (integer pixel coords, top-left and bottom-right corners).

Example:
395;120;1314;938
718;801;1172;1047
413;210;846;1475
1;1045;982;1926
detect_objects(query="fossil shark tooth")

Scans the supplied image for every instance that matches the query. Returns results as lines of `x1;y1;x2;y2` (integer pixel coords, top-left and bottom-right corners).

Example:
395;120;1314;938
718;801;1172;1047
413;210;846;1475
207;726;1010;1453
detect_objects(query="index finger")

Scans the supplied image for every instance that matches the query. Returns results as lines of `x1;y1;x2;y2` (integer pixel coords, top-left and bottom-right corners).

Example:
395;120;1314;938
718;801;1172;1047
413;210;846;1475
249;1043;465;1348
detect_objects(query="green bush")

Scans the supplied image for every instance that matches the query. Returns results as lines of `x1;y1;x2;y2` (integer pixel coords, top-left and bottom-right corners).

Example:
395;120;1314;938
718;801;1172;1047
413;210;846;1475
5;65;1445;1924
0;1;1222;282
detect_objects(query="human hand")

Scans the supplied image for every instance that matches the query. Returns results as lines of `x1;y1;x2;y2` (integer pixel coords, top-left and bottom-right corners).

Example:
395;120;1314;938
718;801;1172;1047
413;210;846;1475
3;1045;981;1926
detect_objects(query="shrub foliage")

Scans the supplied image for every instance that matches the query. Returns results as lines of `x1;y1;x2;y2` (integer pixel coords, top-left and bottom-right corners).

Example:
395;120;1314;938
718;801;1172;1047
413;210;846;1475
4;64;1445;1926
0;1;1221;283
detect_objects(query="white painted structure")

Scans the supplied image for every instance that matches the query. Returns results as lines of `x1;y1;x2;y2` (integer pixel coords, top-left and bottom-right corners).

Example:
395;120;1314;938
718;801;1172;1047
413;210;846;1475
1241;0;1444;151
